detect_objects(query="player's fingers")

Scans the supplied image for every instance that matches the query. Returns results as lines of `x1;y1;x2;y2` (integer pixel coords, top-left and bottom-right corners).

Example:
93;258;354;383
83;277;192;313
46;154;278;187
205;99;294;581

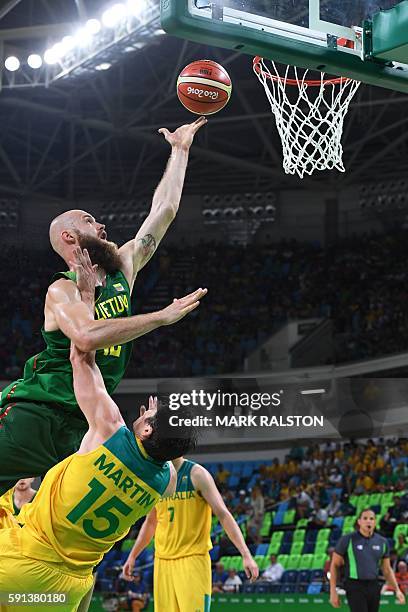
158;128;170;138
193;116;208;131
83;248;93;269
180;288;206;302
180;301;200;316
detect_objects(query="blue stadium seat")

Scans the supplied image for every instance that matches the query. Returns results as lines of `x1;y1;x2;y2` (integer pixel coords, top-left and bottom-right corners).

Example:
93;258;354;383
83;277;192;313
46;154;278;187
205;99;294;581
210;545;220;561
278;501;290;512
306;530;318;544
297;570;311;584
97;579;115;592
228;475;240;488
283;531;294;544
282;570;298;583
307;583;322;595
242;464;254;478
281;584;296;593
302;542;315;554
255;544;269;556
273;512;285;526
332;517;344;530
279;543;292;555
310;570;325;581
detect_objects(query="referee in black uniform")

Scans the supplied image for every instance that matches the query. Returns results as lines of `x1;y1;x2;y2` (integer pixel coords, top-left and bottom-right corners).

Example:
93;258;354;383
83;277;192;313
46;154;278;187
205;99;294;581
330;508;405;610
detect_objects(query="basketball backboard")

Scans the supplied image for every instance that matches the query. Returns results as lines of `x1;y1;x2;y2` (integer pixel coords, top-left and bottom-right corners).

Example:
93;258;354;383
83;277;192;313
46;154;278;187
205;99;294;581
161;0;408;92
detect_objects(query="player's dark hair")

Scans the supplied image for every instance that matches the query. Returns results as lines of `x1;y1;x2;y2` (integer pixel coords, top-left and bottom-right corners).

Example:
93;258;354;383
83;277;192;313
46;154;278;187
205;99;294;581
357;508;376;519
142;404;198;462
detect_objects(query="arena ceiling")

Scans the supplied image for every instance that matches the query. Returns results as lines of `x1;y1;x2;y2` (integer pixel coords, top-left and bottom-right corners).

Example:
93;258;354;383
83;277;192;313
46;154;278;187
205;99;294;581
0;0;406;204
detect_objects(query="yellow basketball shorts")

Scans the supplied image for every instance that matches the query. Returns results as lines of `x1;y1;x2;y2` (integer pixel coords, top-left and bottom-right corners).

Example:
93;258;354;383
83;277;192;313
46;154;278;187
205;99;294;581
154;554;211;612
0;528;94;612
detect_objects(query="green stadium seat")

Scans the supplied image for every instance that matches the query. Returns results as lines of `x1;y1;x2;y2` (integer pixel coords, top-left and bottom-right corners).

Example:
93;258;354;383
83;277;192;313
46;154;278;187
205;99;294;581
220;556;233;569
283;510;296;525
343;516;357;533
277;554;289;569
312;554;327;569
394;525;408;541
270;530;284;545
369;493;381;506
316;528;330;542
350;495;358;507
260;556;270;571
121;538;134;552
254;555;265;570
260;514;272;537
383;492;394;504
287;554;300;569
298;554;313;570
314;541;329;555
293;529;306;543
296;518;308;528
290;542;303;555
268;542;281;555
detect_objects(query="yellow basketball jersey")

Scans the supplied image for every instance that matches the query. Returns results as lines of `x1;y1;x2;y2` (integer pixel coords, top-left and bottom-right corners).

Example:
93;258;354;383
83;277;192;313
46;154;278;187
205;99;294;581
20;426;170;574
0;487;14;516
0;487;35;525
155;460;212;559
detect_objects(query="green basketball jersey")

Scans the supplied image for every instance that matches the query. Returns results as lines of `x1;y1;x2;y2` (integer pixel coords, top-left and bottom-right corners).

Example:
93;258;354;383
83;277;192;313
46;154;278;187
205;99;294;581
1;269;133;412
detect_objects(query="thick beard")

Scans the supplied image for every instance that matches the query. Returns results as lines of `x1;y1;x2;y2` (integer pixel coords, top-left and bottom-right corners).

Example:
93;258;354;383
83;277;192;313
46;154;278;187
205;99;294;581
76;233;122;274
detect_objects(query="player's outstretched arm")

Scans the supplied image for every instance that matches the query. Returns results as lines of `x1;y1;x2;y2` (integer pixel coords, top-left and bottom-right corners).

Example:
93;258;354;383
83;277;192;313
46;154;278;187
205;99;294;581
122;508;158;581
48;273;207;352
118;117;207;290
69;343;124;434
192;465;259;582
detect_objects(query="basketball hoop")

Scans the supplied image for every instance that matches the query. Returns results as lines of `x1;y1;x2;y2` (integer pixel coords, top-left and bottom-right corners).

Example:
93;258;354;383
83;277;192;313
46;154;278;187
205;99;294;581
253;57;361;178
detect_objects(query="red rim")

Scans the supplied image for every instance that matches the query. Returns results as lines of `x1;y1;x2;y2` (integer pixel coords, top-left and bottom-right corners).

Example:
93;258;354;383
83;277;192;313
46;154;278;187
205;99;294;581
253;56;351;86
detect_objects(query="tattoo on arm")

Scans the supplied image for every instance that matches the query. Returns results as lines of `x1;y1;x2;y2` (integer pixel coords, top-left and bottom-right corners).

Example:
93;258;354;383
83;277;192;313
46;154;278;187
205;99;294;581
139;233;157;263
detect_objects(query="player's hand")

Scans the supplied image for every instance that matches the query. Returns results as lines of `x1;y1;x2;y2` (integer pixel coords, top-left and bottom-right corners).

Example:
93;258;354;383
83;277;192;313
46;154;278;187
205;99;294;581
243;554;259;582
330;592;341;608
158;116;207;151
396;589;406;605
160;288;208;325
69;247;98;299
122;555;136;581
69;342;96;365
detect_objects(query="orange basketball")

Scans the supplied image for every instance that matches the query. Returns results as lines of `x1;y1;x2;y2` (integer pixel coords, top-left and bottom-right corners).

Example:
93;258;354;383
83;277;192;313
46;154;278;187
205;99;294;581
177;59;232;115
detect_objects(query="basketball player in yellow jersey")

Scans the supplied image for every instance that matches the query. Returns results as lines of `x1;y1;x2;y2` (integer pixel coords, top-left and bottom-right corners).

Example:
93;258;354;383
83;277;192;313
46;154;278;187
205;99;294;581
0;478;36;529
0;345;197;612
123;457;259;611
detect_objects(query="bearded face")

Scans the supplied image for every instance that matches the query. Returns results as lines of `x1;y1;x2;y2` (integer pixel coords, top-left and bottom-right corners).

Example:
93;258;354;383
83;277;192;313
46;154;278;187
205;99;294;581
76;232;122;274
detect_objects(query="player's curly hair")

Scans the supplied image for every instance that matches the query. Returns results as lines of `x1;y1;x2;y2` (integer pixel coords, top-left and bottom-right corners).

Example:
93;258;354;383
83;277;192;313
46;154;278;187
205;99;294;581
142;404;198;462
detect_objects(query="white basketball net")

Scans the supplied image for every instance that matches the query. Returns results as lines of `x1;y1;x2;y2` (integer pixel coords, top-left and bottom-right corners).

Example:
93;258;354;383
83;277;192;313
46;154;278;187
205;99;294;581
254;59;361;178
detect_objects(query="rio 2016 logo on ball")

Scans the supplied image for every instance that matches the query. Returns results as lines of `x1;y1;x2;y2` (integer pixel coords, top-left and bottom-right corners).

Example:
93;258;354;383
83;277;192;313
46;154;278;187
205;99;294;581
177;60;232;115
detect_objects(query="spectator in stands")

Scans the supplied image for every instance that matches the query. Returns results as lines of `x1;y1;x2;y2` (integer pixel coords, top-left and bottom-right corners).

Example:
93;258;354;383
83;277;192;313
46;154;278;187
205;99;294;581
326;493;341;517
248;486;265;533
215;464;230;490
126;572;149;611
389;496;406;522
233;490;251;515
328;467;342;487
223;569;242;593
308;501;328;529
354;471;375;494
379;465;399;491
383;561;408;595
261;554;284;583
212;563;228;594
294;486;313;520
339;494;356;517
396;534;408;559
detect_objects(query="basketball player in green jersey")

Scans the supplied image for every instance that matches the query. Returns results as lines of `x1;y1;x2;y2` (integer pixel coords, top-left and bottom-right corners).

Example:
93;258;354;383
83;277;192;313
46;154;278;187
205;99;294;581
0;116;207;496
